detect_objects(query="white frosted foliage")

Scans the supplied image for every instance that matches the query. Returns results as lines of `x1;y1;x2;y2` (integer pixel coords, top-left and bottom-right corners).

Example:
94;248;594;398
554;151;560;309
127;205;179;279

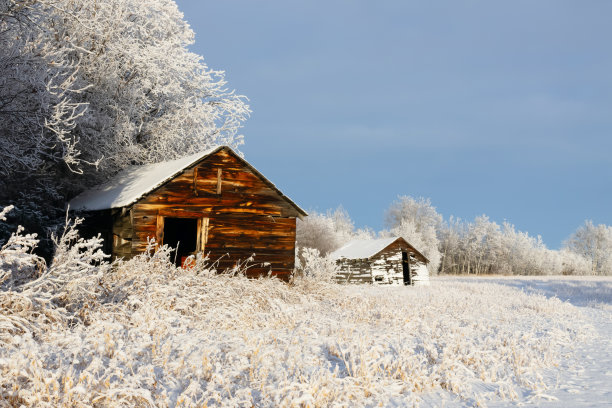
0;0;249;181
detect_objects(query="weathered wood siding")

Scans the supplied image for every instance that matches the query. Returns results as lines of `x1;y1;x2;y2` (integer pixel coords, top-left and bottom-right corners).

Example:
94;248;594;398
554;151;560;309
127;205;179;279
123;148;299;281
412;263;430;285
111;209;133;260
336;239;428;285
370;250;404;285
335;259;372;284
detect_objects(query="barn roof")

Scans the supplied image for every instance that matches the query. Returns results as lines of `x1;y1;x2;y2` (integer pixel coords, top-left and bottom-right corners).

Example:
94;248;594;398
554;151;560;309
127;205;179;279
330;237;429;263
68;146;307;216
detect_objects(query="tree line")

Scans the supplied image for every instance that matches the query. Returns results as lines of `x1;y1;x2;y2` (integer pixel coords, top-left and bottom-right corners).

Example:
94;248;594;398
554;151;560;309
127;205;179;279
297;197;612;276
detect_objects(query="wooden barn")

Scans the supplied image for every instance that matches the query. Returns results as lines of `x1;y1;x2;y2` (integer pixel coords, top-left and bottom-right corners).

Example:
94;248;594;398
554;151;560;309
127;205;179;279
331;237;430;285
69;145;306;280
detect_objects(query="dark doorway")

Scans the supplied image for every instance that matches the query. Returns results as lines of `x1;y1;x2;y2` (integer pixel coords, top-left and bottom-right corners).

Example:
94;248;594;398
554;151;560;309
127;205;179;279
402;251;412;286
163;217;198;266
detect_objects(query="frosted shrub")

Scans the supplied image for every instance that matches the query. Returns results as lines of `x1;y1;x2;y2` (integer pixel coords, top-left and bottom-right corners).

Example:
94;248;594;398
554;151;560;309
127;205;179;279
22;214;109;310
295;247;339;283
0;206;45;287
558;249;592;275
0;208;109;340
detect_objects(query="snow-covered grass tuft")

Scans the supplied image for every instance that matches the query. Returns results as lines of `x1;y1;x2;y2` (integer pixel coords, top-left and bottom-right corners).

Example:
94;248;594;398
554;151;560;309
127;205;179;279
0;210;601;406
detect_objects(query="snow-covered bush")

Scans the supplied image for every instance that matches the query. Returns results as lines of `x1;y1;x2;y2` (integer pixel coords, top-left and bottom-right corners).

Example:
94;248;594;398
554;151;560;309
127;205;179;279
294;247;339;284
0;206;109;342
21;214;109;311
558;249;592;275
0;206;44;287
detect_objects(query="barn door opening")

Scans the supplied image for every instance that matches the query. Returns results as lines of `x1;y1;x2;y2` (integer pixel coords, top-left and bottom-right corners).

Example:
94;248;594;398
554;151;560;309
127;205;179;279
163;218;198;267
402;251;412;286
157;216;209;267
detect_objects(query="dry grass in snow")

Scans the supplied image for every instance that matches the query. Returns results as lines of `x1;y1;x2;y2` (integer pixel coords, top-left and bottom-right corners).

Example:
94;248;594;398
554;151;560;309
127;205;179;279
1;259;598;406
0;211;602;407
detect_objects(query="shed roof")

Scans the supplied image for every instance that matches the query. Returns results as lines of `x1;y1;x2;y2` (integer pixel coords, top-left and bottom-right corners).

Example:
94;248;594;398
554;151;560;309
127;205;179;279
330;237;429;263
68;145;307;216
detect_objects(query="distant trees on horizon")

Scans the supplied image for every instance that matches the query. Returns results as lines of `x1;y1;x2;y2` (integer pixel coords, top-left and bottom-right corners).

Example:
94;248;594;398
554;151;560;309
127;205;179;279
297;197;612;276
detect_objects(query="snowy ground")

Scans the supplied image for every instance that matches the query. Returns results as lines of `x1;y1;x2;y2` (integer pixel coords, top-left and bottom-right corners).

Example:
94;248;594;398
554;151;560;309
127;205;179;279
1;254;611;407
422;276;612;407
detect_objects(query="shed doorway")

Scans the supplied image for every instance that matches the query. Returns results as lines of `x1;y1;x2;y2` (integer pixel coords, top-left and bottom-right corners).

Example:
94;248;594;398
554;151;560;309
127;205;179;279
164;217;198;266
402;251;412;286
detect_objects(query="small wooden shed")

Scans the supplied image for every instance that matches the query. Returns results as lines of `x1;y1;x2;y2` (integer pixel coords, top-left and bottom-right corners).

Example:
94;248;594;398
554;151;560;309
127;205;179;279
330;237;429;285
69;146;306;280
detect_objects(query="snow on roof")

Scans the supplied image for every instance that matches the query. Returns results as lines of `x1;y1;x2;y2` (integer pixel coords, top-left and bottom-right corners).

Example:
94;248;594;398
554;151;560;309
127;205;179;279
330;237;399;260
69;147;220;211
68;146;307;215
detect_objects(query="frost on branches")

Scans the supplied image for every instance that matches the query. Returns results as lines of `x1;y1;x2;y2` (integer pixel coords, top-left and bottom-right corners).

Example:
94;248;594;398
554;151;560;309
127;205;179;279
0;206;44;286
0;205;107;350
0;0;249;245
294;247;339;283
0;0;249;176
564;220;612;275
296;206;374;256
384;196;443;274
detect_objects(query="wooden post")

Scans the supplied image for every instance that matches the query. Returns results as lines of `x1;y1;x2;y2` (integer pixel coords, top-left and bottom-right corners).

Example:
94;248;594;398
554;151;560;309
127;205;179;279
402;251;412;286
216;168;222;195
193;167;198;196
156;214;165;247
198;217;209;252
406;254;412;286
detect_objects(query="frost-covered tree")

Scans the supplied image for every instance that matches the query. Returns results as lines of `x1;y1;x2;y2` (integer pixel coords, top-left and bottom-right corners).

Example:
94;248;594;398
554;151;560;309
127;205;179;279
438;216;463;274
497;221;547;275
564;220;612;275
557;249;592;276
2;0;248;177
0;0;249;253
437;214;594;276
384;196;442;274
296;206;366;256
466;215;506;275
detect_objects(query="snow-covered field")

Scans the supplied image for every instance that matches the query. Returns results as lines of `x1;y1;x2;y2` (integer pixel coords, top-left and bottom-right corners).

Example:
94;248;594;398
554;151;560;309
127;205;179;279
1;250;611;407
424;276;612;407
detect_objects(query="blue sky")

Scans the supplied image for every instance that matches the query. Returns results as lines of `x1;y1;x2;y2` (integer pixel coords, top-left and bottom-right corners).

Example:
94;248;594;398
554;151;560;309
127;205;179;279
175;0;612;248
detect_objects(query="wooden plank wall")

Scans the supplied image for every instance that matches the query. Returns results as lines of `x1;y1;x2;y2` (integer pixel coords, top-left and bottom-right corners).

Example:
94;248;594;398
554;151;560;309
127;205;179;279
335;259;372;284
370;250;404;285
111;209;133;260
335;240;428;285
122;148;299;281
